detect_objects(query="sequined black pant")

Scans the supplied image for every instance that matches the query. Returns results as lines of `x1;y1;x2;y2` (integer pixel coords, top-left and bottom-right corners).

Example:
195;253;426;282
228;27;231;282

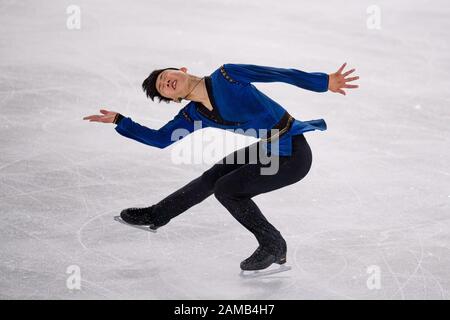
151;134;313;253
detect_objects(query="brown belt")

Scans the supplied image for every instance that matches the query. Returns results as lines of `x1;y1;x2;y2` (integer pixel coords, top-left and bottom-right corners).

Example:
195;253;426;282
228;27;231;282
260;111;294;143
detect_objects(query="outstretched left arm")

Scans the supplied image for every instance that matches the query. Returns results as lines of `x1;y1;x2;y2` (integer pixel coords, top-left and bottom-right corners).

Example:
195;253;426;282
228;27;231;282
222;62;359;95
222;63;329;92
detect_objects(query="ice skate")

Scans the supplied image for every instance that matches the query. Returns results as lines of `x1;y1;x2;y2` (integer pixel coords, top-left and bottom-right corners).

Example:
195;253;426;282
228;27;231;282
239;243;291;278
115;205;169;232
240;264;292;278
114;216;158;233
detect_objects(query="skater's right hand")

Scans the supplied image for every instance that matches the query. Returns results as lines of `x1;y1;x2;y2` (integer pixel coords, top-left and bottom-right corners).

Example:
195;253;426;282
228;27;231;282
83;109;119;123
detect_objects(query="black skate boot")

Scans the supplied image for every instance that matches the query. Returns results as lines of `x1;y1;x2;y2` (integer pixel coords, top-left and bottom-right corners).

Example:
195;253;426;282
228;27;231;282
240;239;287;271
120;205;169;230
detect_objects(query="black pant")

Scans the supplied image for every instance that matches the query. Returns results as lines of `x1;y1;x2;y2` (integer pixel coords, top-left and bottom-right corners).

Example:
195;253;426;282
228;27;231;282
151;134;313;253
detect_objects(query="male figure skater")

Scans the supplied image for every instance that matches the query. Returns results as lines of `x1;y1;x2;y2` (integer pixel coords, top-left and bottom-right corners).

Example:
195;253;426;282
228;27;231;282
83;62;359;271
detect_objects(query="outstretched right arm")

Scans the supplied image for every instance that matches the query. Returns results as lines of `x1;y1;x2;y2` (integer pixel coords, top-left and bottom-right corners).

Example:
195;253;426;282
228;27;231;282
114;108;195;149
83;104;197;149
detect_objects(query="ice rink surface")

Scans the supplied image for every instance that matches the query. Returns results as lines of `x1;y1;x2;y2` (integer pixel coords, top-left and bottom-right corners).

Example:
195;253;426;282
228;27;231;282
1;0;449;299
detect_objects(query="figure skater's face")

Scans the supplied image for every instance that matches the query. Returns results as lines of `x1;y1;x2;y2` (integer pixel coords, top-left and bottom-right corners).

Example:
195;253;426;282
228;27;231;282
156;67;189;101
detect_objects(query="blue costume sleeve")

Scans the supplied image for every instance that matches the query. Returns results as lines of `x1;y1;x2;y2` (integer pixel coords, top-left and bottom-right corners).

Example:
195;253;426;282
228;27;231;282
222;63;329;93
114;105;195;149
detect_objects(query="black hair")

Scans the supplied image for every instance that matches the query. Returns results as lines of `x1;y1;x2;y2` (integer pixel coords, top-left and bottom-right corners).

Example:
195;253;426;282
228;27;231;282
142;67;179;103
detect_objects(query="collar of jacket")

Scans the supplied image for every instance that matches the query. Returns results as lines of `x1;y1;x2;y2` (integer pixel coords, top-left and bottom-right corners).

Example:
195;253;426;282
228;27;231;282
195;76;242;126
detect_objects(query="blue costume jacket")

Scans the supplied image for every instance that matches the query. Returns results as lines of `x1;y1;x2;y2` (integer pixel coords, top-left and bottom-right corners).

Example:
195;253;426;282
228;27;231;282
115;63;329;156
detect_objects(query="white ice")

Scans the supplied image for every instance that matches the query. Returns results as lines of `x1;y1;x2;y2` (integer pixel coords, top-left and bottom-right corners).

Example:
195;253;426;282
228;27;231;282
1;0;449;299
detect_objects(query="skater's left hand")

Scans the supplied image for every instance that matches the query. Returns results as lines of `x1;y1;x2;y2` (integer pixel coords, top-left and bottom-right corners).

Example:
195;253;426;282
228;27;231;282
328;63;359;96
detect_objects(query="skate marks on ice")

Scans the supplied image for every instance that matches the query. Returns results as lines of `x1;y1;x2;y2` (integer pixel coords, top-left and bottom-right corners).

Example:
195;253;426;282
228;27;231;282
76;210;133;265
240;264;292;279
289;222;449;299
114;216;157;233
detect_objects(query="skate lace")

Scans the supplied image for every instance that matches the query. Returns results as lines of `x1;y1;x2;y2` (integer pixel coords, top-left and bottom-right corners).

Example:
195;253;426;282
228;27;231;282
248;246;267;260
129;206;152;214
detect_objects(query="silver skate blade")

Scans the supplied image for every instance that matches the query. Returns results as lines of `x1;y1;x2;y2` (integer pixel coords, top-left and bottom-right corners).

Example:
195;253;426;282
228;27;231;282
114;216;157;233
239;264;292;278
